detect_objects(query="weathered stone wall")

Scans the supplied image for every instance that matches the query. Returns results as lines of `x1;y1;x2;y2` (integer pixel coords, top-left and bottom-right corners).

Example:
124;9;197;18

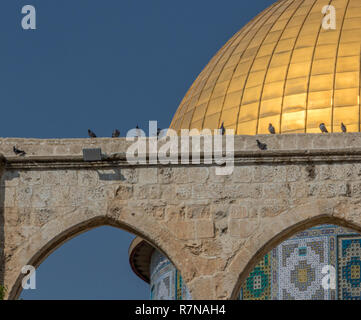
0;155;5;292
2;134;361;299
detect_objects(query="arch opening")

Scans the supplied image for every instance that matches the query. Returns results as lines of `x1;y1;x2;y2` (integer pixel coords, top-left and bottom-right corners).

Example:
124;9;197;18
20;225;149;300
9;216;176;300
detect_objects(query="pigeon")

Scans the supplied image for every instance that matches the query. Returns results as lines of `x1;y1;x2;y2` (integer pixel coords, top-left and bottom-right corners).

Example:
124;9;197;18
268;123;276;134
112;129;120;138
88;129;97;138
13;146;26;156
256;139;267;151
319;123;328;133
220;122;225;136
341;122;347;133
157;128;161;137
135;125;141;137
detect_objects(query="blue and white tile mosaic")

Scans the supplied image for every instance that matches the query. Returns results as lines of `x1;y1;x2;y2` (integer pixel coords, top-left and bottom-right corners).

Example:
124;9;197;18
150;225;361;300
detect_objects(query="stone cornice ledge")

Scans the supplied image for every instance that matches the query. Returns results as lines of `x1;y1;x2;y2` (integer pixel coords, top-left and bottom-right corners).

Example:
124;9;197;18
2;134;361;169
3;148;361;169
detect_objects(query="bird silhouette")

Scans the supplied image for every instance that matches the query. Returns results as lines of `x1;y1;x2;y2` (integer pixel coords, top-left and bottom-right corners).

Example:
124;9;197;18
319;123;328;133
88;129;97;138
268;123;276;134
341;123;347;133
256;139;267;151
135;125;141;137
220;122;225;136
112;129;120;138
157;128;161;137
13;146;26;156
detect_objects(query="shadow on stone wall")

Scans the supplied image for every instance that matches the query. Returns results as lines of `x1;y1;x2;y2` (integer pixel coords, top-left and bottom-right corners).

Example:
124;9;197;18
0;169;20;299
0;169;5;298
97;168;124;181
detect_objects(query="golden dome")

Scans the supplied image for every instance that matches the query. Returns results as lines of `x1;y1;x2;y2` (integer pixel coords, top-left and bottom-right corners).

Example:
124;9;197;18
170;0;361;134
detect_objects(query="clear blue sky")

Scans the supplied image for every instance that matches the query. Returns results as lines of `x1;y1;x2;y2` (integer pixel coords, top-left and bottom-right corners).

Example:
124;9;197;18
1;0;275;299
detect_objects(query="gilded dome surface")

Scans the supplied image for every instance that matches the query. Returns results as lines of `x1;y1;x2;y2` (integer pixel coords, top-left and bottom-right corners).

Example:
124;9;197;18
170;0;361;134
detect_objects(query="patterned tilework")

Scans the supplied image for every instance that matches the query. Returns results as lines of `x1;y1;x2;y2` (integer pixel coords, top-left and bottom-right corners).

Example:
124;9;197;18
271;247;278;299
240;254;271;300
150;225;361;300
338;236;361;300
239;224;360;300
150;251;175;300
150;250;191;300
278;236;328;300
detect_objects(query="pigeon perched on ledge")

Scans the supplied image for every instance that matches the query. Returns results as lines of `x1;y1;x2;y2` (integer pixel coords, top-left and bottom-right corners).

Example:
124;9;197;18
135;125;141;137
256;139;267;151
88;129;97;138
13;146;26;156
319;123;328;133
341;123;347;133
112;129;120;138
220;122;225;136
268;123;276;134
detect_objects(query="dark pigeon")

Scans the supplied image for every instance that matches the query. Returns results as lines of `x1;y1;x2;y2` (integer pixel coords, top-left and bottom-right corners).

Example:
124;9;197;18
256;139;267;151
112;129;120;138
341;123;347;133
268;123;276;134
88;129;97;138
13;146;26;156
220;122;225;136
319;123;328;133
157;128;161;137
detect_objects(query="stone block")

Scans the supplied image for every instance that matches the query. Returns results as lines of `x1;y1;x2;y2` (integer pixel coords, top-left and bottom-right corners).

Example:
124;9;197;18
78;170;98;187
138;167;158;185
196;220;214;239
229;219;258;238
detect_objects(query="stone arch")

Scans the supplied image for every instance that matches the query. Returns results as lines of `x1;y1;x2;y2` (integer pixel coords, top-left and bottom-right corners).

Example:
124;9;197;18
7;202;191;300
228;199;361;300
